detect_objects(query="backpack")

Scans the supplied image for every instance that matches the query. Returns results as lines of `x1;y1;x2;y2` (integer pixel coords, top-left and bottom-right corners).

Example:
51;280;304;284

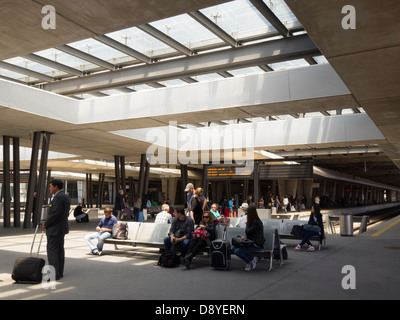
112;222;128;240
157;241;180;268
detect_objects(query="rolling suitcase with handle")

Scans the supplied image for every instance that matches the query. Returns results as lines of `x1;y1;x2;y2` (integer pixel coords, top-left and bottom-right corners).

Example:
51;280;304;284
11;225;46;283
210;225;231;270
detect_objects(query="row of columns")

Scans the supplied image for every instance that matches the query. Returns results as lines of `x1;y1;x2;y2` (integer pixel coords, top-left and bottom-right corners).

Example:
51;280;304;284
1;132;51;229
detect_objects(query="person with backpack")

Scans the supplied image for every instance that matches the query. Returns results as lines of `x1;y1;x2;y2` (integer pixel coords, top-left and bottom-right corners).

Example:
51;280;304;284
163;208;194;260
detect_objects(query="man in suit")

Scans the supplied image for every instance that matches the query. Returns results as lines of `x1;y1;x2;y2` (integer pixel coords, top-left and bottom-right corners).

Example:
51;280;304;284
43;179;70;280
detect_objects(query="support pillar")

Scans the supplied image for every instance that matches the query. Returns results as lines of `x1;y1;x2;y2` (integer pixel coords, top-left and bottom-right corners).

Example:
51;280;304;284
3;136;11;228
33;132;51;227
13;137;21;227
24;131;41;229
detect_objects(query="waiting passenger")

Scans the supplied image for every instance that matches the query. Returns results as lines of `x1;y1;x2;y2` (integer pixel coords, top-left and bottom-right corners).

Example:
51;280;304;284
84;208;117;255
155;204;173;224
239;203;249;227
183;212;216;269
210;203;222;221
232;206;265;271
190;187;205;225
164;208;194;259
74;205;89;223
295;204;324;252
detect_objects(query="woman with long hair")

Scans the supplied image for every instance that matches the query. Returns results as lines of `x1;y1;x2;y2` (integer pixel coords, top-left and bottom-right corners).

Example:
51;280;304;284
183;211;216;269
295;204;324;251
232;206;265;271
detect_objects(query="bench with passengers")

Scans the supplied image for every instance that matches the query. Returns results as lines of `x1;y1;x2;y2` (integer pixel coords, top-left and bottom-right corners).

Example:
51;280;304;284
103;217;326;271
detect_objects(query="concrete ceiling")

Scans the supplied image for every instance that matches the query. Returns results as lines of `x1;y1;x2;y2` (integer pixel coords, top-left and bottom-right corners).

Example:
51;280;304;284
1;0;400;187
285;0;400;172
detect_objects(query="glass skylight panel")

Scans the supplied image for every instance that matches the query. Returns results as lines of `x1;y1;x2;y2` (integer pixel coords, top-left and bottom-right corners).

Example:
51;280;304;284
268;58;309;71
68;38;132;63
34;48;95;72
192;73;224;82
265;0;303;30
314;55;329;64
228;66;265;77
149;13;221;50
200;0;276;41
4;57;66;77
0;67;38;82
106;26;178;58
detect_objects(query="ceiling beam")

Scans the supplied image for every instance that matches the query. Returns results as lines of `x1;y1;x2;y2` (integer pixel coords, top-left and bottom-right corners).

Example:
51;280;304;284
56;45;116;71
0;61;54;82
42;34;320;95
249;0;293;38
188;11;238;47
137;24;194;56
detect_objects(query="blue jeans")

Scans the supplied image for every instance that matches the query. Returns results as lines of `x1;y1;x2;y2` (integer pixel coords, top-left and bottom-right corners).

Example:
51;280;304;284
232;245;262;264
85;231;111;253
299;231;319;247
164;236;190;257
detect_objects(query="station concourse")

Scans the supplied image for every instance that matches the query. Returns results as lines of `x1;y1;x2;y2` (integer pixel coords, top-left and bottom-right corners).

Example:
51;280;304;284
0;0;399;302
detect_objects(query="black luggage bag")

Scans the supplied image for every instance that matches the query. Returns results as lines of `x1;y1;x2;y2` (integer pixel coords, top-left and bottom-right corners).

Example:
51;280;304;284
12;225;45;283
210;225;231;270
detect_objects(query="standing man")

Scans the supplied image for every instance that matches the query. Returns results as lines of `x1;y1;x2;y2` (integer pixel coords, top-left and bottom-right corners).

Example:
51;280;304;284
115;189;125;218
43;179;70;280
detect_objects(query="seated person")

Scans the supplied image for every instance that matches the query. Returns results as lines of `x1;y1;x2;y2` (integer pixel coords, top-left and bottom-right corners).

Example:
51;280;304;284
74;205;89;223
183;212;216;269
163;208;194;259
210;203;222;221
295;204;324;252
155;204;173;224
84;208;117;255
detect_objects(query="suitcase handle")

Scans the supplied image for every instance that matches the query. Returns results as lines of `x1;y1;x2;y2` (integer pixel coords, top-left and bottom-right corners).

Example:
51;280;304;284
30;225;45;258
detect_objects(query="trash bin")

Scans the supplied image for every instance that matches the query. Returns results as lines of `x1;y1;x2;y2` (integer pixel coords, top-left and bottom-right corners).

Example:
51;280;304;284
340;212;353;236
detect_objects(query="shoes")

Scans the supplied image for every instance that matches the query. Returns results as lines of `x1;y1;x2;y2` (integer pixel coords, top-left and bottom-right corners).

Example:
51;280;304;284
184;258;191;270
244;261;254;271
251;257;258;269
183;253;193;269
294;245;301;250
307;245;316;252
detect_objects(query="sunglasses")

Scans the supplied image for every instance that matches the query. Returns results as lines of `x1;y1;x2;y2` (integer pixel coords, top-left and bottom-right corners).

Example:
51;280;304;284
203;216;210;218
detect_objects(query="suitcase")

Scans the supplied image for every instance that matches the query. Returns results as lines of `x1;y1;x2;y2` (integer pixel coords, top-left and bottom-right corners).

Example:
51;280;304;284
210;226;231;270
12;225;45;283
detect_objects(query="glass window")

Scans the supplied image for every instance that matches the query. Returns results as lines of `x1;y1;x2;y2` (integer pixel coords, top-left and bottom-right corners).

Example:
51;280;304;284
4;57;67;77
106;26;178;58
200;0;276;40
149;13;221;49
264;0;303;30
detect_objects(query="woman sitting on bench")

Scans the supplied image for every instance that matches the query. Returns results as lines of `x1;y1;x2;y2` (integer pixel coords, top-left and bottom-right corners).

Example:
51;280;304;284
183;212;216;269
295;204;324;252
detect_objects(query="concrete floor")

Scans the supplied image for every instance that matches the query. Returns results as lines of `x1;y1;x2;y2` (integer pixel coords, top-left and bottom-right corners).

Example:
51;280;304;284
0;214;399;302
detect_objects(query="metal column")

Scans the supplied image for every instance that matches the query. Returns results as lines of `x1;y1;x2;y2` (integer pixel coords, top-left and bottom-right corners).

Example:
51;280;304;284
33;132;51;227
13;137;21;228
24;132;41;229
3;136;11;228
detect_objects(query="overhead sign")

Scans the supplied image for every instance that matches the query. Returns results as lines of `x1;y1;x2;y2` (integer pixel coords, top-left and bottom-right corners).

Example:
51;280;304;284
207;166;253;179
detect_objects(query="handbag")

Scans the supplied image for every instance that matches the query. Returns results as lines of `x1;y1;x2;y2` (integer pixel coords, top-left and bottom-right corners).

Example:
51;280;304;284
112;222;128;240
303;224;321;233
232;236;256;248
290;225;304;237
192;229;209;240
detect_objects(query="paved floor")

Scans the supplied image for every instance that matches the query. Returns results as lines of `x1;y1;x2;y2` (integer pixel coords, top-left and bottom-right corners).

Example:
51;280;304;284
0;213;399;301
